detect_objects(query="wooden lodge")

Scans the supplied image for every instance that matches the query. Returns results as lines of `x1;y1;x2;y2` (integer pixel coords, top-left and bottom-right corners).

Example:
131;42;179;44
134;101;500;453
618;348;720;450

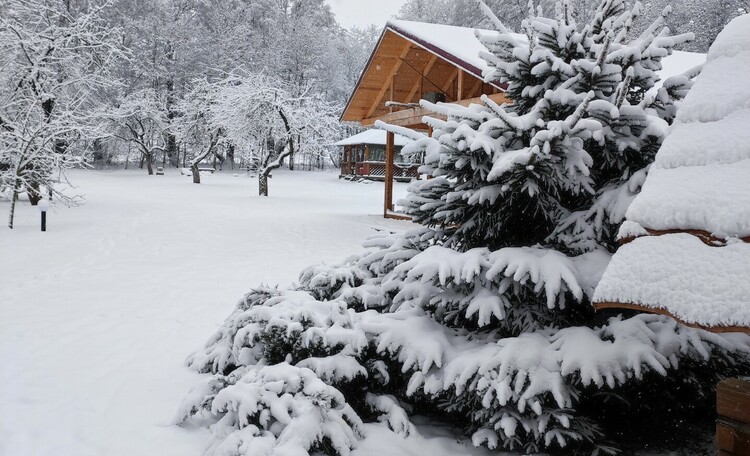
340;19;512;218
336;130;418;182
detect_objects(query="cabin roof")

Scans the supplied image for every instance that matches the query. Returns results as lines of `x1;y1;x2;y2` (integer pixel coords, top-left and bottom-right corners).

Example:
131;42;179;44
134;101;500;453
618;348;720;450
340;20;518;126
335;129;412;147
385;19;521;82
593;15;750;333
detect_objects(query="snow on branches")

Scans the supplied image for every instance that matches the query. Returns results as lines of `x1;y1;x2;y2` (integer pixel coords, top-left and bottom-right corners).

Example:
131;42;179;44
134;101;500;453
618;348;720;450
0;0;124;227
179;1;749;454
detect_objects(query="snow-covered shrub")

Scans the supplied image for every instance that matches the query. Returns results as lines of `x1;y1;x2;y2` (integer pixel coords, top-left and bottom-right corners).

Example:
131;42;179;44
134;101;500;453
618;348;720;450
176;363;364;456
179;1;750;454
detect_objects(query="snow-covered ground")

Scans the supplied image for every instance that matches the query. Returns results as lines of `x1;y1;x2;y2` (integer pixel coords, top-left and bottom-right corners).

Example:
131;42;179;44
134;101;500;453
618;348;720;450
0;169;433;456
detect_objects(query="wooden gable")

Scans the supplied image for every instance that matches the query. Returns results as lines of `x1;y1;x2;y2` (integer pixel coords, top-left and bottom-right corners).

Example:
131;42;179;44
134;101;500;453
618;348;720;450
341;26;509;129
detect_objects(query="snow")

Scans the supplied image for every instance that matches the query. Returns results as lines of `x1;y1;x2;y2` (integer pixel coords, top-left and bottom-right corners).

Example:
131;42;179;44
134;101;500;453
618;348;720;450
386;19;525;82
593;234;750;328
706;13;750;61
677;51;750;123
656;50;705;84
623;16;750;238
335;129;413;147
595;14;750;330
625;159;750;237
0;169;421;456
655;109;750;169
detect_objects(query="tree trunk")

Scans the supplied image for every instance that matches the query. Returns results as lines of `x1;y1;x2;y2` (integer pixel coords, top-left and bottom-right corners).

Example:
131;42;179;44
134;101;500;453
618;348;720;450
259;174;268;196
228;144;235;170
167;133;178;167
8;178;20;229
191;163;201;184
146;153;154;175
258;108;295;197
27;181;41;206
139;153;145;169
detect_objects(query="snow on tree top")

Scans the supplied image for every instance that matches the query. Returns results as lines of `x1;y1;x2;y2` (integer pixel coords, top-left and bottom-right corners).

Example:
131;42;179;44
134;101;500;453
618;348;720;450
334;129;412;147
595;15;750;332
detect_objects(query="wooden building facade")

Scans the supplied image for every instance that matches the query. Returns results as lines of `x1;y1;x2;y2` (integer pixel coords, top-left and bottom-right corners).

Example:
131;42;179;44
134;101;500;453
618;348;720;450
336;130;418;182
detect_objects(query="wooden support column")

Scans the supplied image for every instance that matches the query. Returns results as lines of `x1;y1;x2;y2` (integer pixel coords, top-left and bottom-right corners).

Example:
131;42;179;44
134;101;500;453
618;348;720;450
384;131;395;216
457;70;465;101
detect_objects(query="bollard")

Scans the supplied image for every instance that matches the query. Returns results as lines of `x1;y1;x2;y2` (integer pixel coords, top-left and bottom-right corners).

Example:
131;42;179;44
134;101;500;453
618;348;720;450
38;199;49;232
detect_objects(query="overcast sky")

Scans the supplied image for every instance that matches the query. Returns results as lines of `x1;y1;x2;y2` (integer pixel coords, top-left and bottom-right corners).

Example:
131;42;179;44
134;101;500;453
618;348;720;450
325;0;409;29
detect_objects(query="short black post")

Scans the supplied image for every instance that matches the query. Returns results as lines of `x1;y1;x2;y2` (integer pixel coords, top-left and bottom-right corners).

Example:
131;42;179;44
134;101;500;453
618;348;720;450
39;199;49;232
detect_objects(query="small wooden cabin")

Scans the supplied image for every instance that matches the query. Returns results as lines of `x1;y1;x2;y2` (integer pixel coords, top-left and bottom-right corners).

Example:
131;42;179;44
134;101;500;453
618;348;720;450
336;130;417;182
340;19;513;218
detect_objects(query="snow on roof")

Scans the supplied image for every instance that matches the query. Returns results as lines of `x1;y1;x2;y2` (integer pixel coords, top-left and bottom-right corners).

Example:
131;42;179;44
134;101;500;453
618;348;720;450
335;129;412;147
386;19;526;81
595;234;750;329
594;14;750;332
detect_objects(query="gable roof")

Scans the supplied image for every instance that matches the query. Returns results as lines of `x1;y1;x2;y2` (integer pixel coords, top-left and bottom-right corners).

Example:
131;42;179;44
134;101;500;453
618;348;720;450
340;20;512;125
334;130;412;147
593;14;750;333
387;19;515;82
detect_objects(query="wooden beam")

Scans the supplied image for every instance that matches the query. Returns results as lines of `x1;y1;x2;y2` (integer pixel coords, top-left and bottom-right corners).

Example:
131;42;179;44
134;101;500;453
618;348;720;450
366;42;412;119
362;92;510;127
384;131;395;216
405;54;439;103
467;76;483;99
457;70;465;101
440;67;459;101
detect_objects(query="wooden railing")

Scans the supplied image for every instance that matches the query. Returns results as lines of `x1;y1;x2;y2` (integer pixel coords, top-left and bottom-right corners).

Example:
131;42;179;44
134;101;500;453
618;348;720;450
341;160;420;181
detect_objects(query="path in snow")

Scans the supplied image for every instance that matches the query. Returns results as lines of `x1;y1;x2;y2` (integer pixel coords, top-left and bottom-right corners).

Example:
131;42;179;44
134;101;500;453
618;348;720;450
0;169;410;456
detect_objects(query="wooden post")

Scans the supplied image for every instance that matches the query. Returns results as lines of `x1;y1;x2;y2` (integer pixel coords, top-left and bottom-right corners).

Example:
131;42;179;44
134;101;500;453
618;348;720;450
384;131;395;216
457;70;465;101
389;75;395;111
717;378;750;456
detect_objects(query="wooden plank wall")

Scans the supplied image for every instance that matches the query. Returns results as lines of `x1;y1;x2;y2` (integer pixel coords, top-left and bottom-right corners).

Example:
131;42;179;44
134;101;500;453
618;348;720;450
717;378;750;455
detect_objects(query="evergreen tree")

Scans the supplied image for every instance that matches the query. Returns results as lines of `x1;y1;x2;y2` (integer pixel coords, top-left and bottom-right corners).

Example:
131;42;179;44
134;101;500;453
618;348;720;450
177;1;750;455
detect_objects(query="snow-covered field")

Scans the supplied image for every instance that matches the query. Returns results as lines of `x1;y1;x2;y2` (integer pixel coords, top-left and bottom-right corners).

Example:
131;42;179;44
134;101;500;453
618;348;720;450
0;169;442;456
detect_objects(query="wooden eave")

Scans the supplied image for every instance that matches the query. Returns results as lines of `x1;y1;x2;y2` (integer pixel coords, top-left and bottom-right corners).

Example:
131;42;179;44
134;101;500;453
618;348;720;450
340;25;507;128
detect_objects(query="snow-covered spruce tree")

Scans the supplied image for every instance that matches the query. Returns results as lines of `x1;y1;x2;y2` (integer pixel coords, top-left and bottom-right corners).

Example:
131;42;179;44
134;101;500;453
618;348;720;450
178;1;750;455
